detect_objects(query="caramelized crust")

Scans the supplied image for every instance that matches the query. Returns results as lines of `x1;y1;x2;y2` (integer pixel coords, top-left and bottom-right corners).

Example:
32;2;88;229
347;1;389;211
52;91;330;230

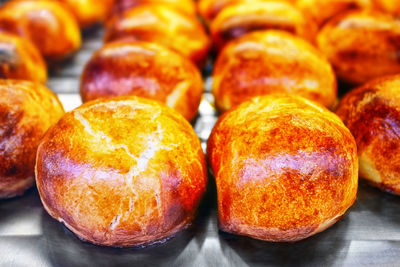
113;0;197;17
212;30;337;112
207;94;358;242
0;32;47;83
80;41;203;121
0;0;81;60
210;1;316;50
296;0;372;28
0;80;64;199
60;0;114;27
337;75;400;194
317;10;400;85
35;96;207;247
104;4;210;67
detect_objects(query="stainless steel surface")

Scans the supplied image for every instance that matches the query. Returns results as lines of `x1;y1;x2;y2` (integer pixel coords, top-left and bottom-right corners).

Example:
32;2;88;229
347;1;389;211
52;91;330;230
1;26;400;267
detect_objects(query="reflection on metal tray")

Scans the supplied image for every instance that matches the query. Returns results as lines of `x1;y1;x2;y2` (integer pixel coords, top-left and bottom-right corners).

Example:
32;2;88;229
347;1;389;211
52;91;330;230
2;26;400;267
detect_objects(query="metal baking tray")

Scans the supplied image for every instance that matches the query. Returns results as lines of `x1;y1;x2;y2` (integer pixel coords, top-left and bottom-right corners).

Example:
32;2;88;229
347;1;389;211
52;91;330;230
2;26;400;267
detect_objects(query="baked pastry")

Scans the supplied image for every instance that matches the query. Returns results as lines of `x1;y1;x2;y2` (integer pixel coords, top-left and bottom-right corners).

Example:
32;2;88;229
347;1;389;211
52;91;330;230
317;10;400;85
337;75;400;195
207;94;358;242
0;80;64;199
59;0;114;27
0;0;81;60
373;0;400;16
104;4;210;66
80;41;203;121
35;96;207;247
113;0;197;17
0;32;47;83
212;30;337;112
210;1;315;50
296;0;372;27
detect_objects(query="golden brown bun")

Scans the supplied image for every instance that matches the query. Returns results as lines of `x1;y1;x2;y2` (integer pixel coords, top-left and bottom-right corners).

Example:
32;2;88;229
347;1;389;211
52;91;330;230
0;0;81;60
59;0;114;27
212;30;337;112
337;75;400;194
35;96;207;247
0;32;47;83
210;1;316;50
0;80;64;199
296;0;371;28
207;94;358;242
104;4;210;67
373;0;400;16
113;0;197;17
317;10;400;85
80;41;203;121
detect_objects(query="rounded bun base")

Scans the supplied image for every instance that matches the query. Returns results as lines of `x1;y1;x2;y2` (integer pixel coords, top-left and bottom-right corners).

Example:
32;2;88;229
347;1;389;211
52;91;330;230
0;176;34;199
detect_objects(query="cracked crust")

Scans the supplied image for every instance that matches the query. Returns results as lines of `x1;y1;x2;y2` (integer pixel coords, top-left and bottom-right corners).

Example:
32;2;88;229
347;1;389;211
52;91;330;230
208;94;358;242
35;96;207;247
212;30;337;112
80;41;203;121
0;80;64;199
337;75;400;195
0;0;81;60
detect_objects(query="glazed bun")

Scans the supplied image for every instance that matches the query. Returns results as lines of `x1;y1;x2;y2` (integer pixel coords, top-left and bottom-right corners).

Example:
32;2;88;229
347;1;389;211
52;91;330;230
0;80;64;199
296;0;371;28
317;10;400;85
113;0;197;17
0;32;47;83
212;30;337;112
80;41;203;121
35;96;207;247
105;4;210;66
207;94;358;242
0;0;81;60
210;1;315;50
59;0;114;27
337;75;400;194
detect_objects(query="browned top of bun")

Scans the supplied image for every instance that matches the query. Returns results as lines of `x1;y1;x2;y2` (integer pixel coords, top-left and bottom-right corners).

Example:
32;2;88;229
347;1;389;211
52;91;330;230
207;94;358;241
113;0;197;17
213;30;337;112
317;9;400;85
60;0;114;27
0;32;47;83
0;80;64;192
373;0;400;16
35;96;207;247
0;0;81;60
80;41;203;121
104;4;210;66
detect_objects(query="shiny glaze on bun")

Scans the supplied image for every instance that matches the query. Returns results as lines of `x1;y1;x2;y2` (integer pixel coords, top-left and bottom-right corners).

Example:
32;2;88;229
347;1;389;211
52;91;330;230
0;32;47;83
0;0;81;60
207;94;358;242
210;1;315;50
212;30;337;112
60;0;114;27
113;0;197;17
0;80;64;199
104;4;210;67
337;75;400;194
80;41;203;121
35;96;207;247
317;10;400;85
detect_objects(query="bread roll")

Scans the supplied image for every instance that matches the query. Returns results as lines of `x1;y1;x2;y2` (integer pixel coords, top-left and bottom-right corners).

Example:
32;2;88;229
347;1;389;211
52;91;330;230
337;75;400;194
104;4;210;67
207;94;358;242
59;0;114;27
373;0;400;16
80;41;203;121
0;80;64;199
296;0;371;28
212;30;337;112
113;0;196;17
0;0;81;60
35;96;207;247
210;1;315;50
317;10;400;85
0;32;47;83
